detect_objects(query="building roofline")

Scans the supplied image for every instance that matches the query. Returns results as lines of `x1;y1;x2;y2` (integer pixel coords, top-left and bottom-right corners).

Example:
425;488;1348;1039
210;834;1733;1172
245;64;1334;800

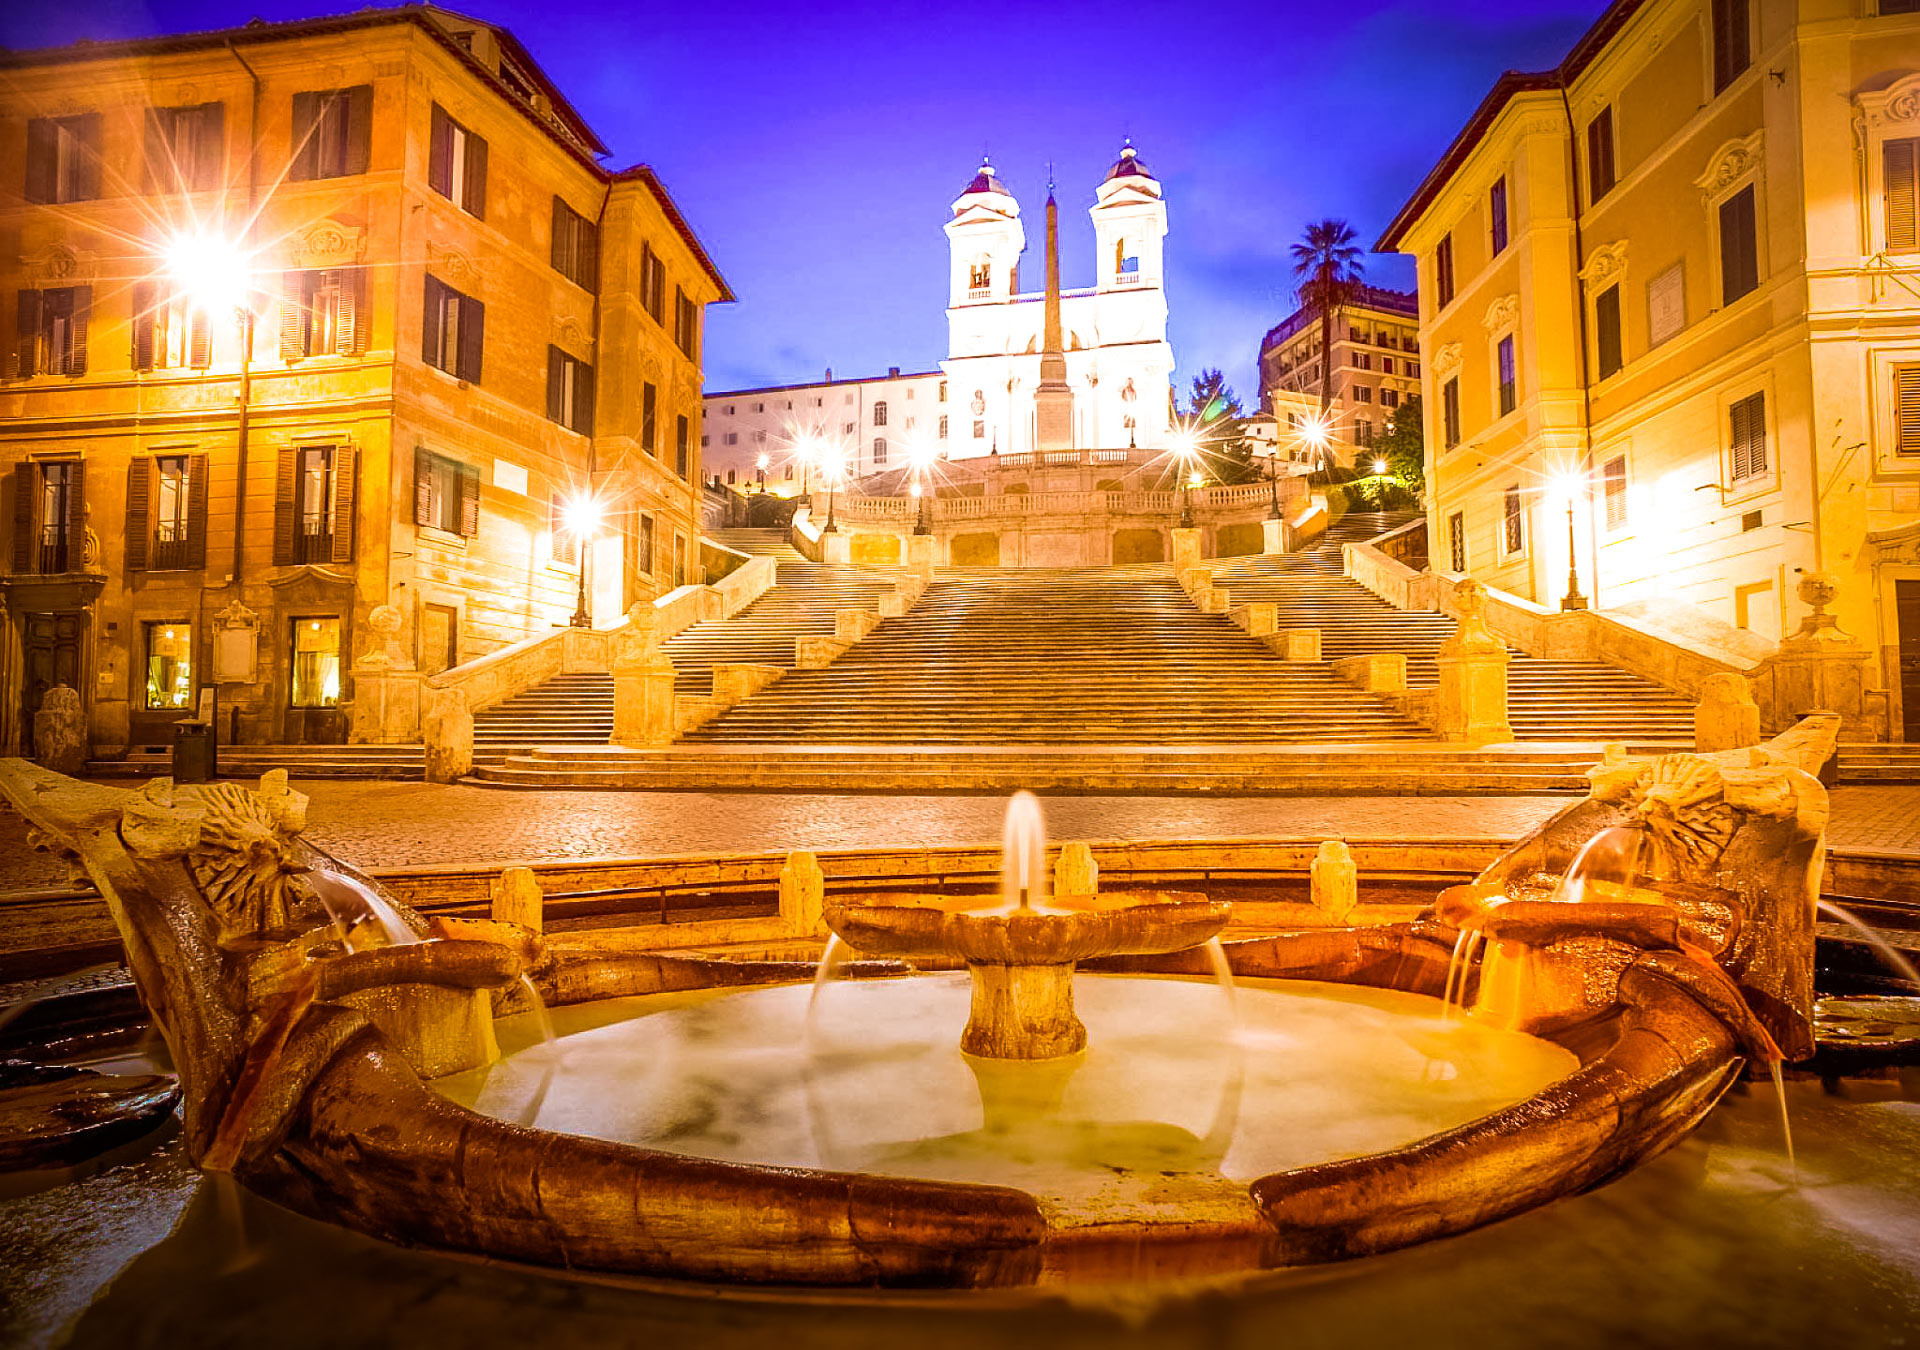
1374;0;1647;253
611;163;734;303
1259;284;1420;353
705;370;945;399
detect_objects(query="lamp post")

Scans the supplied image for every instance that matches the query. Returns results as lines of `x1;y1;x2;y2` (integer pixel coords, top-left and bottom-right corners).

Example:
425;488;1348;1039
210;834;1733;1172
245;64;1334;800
1555;471;1589;612
822;446;842;533
909;439;935;535
1265;446;1283;520
755;452;769;494
565;493;600;627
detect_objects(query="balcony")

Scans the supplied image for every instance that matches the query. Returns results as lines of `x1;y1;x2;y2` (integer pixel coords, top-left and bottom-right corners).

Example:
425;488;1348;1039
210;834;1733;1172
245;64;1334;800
1111;271;1144;287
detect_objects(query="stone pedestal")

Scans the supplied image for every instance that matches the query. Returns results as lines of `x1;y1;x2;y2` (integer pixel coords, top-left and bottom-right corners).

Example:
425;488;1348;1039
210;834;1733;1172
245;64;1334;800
1262;517;1287;556
1436;580;1512;743
819;531;852;565
351;667;424;745
906;533;938;578
423;687;473;783
1751;573;1885;740
1171;527;1203;575
1332;653;1407;692
32;685;86;776
835;609;882;642
963;962;1085;1060
780;850;825;935
490;866;545;934
1310;840;1357;923
612;654;678;747
1232;603;1277;637
1694;672;1761;752
1055;842;1099;897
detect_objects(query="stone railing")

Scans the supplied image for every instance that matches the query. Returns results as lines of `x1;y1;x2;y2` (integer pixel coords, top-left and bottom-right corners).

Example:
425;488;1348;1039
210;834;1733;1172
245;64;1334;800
1343;538;1890;740
1373;517;1429;570
833;482;1286;524
788;506;850;564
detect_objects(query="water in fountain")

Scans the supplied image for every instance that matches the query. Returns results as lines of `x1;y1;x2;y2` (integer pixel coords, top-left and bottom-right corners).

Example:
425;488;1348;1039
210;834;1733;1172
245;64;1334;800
1441;930;1484;1021
1552;824;1648;904
301;866;418;949
1819;899;1920;989
1000;789;1047;911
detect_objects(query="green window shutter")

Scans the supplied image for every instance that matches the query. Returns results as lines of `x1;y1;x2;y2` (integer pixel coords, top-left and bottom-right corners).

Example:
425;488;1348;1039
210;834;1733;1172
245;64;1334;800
272;446;299;565
11;464;34;574
25;119;57;203
125;459;150;571
428;104;452;198
185;453;210;570
13;290;41;378
546;346;564;423
414;447;434;527
459;296;484;383
422;275;442;368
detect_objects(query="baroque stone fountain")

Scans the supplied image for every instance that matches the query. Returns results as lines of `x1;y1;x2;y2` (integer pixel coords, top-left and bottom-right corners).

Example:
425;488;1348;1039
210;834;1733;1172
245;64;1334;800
0;714;1836;1287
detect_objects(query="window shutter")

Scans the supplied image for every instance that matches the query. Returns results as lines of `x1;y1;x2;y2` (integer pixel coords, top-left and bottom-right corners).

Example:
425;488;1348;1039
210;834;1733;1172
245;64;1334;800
10;464;33;574
290;92;319;181
188;305;211;369
185;453;209;569
272;446;299;565
279;271;307;361
546;346;564;422
125;458;151;571
75;114;103;201
413;447;433;526
1595;285;1622;379
195;103;226;193
428;104;452;198
25;119;57;204
459;297;484;383
13;290;41;378
1730;393;1767;480
67;286;90;375
334;268;362;356
550;197;568;273
1896;368;1920;456
142;108;168;195
1887;139;1918;253
344;86;373;176
577;361;596;437
65;460;86;558
131;281;156;371
421;276;442;367
464;132;487;220
458;463;480;537
1720;187;1759;303
329;443;357;564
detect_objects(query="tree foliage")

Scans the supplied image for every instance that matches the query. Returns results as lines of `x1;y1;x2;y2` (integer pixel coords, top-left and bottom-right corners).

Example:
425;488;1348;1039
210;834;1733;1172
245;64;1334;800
1183;369;1256;484
1288;220;1365;416
1378;392;1426;495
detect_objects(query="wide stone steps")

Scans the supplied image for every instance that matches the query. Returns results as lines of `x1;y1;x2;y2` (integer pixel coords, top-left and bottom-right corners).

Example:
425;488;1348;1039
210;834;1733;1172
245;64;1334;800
706;527;808;560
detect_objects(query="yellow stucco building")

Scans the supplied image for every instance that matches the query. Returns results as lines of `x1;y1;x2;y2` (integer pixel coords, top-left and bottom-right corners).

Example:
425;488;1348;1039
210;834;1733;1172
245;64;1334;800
1379;0;1920;740
0;5;729;757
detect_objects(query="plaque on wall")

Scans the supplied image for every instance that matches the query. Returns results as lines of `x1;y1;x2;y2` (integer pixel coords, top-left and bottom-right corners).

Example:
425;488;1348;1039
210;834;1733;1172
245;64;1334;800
213;599;260;683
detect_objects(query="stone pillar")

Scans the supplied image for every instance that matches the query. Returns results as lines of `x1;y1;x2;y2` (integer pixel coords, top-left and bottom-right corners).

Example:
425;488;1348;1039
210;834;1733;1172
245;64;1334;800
423;687;473;783
612;616;678;747
780;850;826;935
1435;579;1513;744
1261;517;1287;556
490;866;545;934
32;685;86;776
1055;842;1098;898
1235;602;1277;637
820;531;852;565
1694;672;1761;753
1171;527;1203;575
1758;572;1886;741
1310;840;1357;923
349;606;423;745
906;533;938;578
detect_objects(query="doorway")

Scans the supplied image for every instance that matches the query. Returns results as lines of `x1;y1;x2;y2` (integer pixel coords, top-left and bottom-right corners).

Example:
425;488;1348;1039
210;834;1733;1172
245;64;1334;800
21;610;82;756
421;603;459;676
1899;580;1920;743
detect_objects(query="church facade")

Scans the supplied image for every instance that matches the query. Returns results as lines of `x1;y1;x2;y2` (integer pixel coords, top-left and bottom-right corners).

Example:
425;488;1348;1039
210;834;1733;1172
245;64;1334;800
703;144;1173;484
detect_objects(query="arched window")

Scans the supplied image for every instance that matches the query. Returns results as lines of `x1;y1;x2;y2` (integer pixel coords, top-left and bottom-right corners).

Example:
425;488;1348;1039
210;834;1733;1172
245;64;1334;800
968;259;991;290
873;401;888;426
872;437;888;464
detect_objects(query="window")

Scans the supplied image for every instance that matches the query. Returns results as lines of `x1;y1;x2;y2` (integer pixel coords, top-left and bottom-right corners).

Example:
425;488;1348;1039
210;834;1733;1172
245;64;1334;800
550;494;578;566
1883;137;1916;252
873;400;889;427
873;437;888;464
1489;177;1509;255
294;445;335;563
939;381;948;402
642;383;657;453
290;87;372;181
1382;388;1401;409
143;103;223;194
290;618;342;708
1448;512;1467;572
1349;325;1365;343
127;453;207;571
1442;377;1462;448
25;114;101;203
1719;184;1760;305
428;105;487;218
14;287;92;377
1354;352;1373;372
1435;234;1455;308
1603;455;1629;529
275;269;363;361
413;449;479;536
272;442;354;566
1897;367;1920;456
675;416;690;478
422;275;483;382
753;430;766;443
1408;361;1421;378
1712;0;1751;95
673;287;700;358
1883;0;1920;11
1355;419;1373;447
9;460;83;575
1595;284;1623;379
1729;391;1768;482
973;420;986;439
1587;107;1616;203
1354;386;1373;403
938;415;948;439
551;198;598;291
1382;357;1395;375
142;621;194;711
1502;486;1525;556
673;533;688;588
1497;335;1517;416
638;513;655;575
969;261;991;289
129;286;208;371
546;347;595;435
639;245;666;321
723;432;737;446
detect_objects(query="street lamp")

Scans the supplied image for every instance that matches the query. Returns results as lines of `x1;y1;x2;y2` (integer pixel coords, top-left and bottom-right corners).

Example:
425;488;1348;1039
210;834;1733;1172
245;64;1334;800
908;438;937;535
1170;429;1200;528
1553;470;1590;612
1296;412;1333;475
1264;446;1284;520
564;492;601;627
755;452;769;494
821;444;844;533
794;434;815;497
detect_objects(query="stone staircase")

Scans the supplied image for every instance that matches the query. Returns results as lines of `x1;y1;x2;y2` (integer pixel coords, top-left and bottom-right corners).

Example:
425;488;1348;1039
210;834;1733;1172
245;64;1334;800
660;562;894;697
472;672;615;760
706;527;806;562
674;563;1430;745
1207;512;1699;743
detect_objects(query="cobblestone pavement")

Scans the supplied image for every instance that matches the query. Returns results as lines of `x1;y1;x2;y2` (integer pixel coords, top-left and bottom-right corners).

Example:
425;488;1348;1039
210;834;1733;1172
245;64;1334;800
5;782;1916;888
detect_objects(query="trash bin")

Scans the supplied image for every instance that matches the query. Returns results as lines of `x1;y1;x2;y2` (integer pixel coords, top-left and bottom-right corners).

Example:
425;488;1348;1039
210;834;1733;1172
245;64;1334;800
173;720;214;783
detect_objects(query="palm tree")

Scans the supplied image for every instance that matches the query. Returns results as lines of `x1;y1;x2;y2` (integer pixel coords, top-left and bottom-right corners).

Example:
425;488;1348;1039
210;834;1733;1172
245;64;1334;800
1289;219;1365;420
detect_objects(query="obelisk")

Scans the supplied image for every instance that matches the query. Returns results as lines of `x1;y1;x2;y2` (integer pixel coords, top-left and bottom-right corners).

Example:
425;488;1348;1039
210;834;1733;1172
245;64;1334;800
1033;179;1075;453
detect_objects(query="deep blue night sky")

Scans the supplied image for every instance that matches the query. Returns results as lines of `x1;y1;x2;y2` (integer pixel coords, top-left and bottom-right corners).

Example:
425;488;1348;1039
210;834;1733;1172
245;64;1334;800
4;1;1600;401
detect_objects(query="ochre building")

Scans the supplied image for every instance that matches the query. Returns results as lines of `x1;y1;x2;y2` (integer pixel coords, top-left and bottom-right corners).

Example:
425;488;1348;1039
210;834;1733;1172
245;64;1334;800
1378;0;1920;739
0;4;729;757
